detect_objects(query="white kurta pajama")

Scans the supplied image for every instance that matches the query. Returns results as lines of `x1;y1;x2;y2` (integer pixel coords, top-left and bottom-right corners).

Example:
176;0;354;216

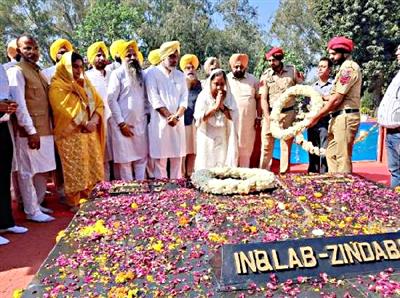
86;68;113;180
145;65;188;179
227;72;259;167
193;69;239;170
8;67;56;217
107;66;148;180
41;65;56;84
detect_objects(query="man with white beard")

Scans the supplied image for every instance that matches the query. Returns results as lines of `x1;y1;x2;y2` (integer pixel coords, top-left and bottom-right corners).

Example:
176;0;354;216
145;41;188;179
107;40;148;180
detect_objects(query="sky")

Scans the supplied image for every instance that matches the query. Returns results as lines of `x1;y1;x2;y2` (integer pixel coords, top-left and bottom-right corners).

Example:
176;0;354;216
248;0;280;32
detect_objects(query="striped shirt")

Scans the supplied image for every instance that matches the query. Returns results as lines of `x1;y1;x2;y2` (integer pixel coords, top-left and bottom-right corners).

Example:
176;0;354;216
377;71;400;128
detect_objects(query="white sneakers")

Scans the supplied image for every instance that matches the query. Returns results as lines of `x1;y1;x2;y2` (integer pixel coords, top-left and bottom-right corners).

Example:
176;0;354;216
0;236;10;245
39;205;54;214
27;211;55;222
0;225;29;245
5;225;29;233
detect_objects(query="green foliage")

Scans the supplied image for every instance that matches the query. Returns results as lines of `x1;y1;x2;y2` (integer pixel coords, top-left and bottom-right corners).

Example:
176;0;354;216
138;0;213;62
253;47;306;79
0;0;89;64
74;1;145;54
211;0;265;72
269;0;323;70
360;92;374;115
311;0;400;107
0;0;266;71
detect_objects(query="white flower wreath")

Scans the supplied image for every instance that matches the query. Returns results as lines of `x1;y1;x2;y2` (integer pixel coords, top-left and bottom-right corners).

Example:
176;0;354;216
191;167;276;195
270;85;324;141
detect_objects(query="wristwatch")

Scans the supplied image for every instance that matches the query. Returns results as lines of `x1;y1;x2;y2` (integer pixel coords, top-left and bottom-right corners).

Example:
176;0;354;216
175;115;180;121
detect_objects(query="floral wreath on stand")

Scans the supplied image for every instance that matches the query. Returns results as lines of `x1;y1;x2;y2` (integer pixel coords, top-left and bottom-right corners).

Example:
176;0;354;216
191;167;276;195
270;85;326;155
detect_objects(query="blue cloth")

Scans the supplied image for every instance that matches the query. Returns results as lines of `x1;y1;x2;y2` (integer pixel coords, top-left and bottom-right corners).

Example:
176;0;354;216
386;131;400;188
184;81;202;126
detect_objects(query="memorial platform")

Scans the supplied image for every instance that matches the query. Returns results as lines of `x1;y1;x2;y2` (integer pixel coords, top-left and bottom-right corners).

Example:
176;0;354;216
20;172;400;297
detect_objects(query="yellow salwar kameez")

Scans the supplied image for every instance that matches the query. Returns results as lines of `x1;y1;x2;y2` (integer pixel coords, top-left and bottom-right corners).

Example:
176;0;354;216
49;52;105;206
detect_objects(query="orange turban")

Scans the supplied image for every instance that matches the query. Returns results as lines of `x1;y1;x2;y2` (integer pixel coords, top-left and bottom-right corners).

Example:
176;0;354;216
116;40;139;59
159;41;180;61
148;49;161;65
50;39;73;62
179;54;199;71
229;53;249;69
110;39;125;60
7;39;17;60
87;41;109;65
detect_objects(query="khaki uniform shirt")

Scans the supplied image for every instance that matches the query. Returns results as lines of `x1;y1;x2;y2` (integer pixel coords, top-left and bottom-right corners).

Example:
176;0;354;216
259;64;303;108
331;59;362;110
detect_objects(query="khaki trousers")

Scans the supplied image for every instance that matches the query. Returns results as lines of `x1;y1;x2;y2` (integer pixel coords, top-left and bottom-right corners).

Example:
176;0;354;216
260;110;296;173
326;113;360;173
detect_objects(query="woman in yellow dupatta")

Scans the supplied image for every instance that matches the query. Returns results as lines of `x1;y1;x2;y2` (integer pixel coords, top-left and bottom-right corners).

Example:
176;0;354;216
49;51;105;208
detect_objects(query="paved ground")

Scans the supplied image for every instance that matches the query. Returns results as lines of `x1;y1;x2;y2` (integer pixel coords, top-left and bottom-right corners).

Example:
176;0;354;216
0;161;391;297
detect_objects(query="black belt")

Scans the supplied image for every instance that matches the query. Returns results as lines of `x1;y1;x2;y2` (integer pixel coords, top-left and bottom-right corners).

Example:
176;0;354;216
330;108;359;119
387;127;400;134
269;105;295;113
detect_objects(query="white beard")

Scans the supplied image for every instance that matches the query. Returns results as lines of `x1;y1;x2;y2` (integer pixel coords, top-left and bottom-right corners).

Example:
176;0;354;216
123;61;139;86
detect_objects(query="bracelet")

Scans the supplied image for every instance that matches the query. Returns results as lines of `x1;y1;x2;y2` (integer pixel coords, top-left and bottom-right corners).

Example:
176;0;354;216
256;116;263;120
175;115;180;121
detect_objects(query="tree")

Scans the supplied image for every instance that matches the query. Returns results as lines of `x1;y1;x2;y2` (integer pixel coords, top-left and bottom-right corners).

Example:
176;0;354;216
138;0;213;62
74;1;145;52
0;0;89;64
269;0;323;70
211;0;265;72
312;0;400;107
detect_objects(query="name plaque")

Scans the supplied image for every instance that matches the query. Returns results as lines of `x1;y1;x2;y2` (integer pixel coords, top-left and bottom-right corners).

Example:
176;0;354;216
221;232;400;287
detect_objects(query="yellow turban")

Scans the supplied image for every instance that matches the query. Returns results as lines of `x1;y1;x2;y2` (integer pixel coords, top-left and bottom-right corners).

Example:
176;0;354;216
148;49;161;65
137;51;144;65
179;54;199;71
7;39;17;60
229;53;249;69
87;41;109;65
50;39;73;62
110;39;125;60
159;41;180;61
116;40;139;59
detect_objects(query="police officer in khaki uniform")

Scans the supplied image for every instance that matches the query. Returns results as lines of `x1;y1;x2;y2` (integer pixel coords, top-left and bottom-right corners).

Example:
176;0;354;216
308;36;362;173
259;47;303;173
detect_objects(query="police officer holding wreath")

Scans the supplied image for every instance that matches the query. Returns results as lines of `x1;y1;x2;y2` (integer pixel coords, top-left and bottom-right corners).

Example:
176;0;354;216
308;36;362;173
259;47;303;174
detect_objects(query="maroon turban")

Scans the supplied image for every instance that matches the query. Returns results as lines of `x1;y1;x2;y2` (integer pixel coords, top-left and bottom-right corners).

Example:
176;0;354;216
327;36;354;53
265;47;284;59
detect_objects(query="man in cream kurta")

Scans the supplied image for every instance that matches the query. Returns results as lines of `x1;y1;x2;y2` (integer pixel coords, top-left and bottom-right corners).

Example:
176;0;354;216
145;41;188;179
8;35;55;222
107;40;148;180
86;41;113;180
227;53;261;167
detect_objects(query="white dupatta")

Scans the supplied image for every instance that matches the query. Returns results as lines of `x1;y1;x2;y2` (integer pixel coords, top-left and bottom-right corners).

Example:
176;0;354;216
193;69;238;169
